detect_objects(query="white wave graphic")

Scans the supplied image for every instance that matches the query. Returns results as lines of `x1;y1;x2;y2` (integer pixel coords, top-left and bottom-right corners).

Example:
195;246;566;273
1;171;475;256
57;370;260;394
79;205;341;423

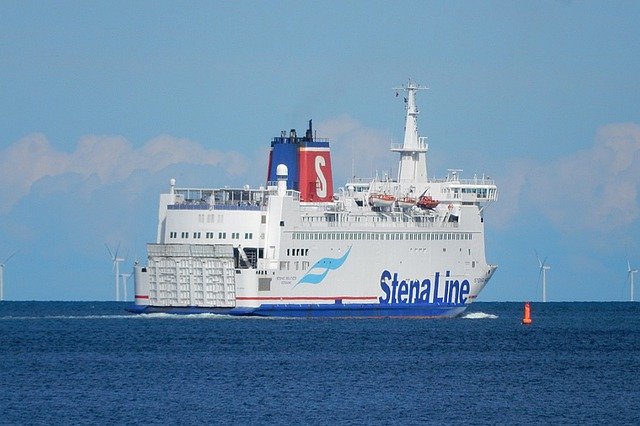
461;312;498;319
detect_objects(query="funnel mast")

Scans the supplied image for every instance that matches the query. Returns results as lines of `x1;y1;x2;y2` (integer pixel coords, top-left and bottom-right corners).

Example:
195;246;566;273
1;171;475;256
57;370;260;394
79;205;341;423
393;80;429;184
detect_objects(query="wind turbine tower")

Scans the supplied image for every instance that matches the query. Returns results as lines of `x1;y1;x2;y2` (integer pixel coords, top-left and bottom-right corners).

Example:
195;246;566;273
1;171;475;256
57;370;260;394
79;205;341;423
628;260;638;302
121;272;132;302
106;244;124;302
0;252;17;302
536;252;551;303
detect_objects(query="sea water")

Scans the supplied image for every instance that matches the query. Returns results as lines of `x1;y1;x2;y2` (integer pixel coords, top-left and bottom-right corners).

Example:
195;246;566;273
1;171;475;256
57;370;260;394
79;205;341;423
1;302;639;425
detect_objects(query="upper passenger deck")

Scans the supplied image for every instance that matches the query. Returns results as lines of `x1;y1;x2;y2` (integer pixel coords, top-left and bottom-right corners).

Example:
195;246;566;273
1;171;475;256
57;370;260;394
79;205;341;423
167;187;300;211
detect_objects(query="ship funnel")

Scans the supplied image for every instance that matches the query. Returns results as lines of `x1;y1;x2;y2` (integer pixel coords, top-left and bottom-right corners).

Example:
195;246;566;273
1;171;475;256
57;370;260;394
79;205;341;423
267;121;334;202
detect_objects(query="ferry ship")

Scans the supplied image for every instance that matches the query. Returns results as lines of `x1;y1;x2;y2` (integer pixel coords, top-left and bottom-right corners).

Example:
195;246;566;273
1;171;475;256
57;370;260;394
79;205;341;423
129;81;498;317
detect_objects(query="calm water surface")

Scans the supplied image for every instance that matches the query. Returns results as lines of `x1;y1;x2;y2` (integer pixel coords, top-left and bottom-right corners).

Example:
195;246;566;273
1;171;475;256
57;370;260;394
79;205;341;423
1;302;639;425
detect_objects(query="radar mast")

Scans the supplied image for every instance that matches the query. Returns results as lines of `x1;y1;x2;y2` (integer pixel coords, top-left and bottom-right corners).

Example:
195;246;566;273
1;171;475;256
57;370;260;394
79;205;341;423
392;80;429;185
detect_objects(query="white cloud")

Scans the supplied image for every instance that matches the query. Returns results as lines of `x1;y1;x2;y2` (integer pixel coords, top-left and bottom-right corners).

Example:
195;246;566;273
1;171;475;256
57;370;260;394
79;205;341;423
0;134;248;211
498;123;640;231
316;115;392;184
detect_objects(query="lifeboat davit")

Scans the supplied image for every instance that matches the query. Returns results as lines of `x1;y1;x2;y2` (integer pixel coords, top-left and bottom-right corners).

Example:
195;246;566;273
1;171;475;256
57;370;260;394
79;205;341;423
368;193;396;208
416;195;439;210
396;196;417;209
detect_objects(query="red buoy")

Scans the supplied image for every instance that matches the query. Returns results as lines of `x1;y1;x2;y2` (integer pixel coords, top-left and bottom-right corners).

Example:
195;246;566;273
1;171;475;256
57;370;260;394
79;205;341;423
522;302;532;325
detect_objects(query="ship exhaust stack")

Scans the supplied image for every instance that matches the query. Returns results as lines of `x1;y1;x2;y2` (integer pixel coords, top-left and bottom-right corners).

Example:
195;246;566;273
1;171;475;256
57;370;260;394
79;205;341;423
305;120;313;140
267;120;334;202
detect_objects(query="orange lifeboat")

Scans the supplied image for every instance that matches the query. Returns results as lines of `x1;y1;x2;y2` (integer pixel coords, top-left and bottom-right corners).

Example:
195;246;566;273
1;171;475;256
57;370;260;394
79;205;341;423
416;195;439;210
396;196;417;209
368;193;396;208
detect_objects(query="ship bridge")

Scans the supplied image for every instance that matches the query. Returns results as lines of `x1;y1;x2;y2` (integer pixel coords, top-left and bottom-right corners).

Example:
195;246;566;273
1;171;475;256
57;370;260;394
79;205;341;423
430;170;497;203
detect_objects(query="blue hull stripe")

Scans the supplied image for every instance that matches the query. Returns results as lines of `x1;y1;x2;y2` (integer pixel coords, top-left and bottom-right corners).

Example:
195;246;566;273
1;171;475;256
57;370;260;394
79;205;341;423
127;303;468;318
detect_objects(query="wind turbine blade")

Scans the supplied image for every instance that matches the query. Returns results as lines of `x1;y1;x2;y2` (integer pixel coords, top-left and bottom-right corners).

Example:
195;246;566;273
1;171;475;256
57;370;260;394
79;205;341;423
542;256;548;268
537;266;543;286
105;243;114;259
535;249;542;268
628;260;632;273
2;251;17;265
114;242;121;259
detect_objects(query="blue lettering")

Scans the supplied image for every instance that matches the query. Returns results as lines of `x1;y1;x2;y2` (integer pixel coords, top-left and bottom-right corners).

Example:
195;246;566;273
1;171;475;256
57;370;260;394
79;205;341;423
459;280;470;304
444;271;451;303
409;279;421;303
378;270;392;303
398;280;408;303
419;279;431;302
379;271;472;306
448;279;460;304
433;272;444;304
391;273;399;303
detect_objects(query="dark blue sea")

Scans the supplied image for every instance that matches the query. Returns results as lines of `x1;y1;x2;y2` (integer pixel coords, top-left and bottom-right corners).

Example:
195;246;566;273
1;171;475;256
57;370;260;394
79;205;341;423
1;302;639;425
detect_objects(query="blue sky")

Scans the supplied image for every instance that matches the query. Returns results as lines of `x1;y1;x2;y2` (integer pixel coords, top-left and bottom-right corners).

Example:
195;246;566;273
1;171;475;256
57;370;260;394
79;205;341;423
1;1;639;301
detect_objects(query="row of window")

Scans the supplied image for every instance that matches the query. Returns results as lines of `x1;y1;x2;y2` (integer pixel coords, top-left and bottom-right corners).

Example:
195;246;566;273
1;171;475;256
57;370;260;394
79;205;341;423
303;215;431;223
198;213;225;224
287;248;309;256
291;232;473;241
279;260;310;271
168;231;254;240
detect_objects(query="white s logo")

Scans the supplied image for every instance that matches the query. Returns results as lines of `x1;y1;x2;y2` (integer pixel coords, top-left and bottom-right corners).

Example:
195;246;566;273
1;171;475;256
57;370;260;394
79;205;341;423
315;155;327;198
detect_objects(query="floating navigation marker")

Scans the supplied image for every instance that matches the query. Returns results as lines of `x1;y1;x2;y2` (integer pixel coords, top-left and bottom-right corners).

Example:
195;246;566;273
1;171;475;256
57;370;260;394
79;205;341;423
535;250;550;302
521;301;532;325
0;251;17;301
627;259;637;302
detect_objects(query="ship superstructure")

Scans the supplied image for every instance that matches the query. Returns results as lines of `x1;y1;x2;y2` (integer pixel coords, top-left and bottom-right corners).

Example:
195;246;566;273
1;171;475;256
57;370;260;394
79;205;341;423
131;81;497;317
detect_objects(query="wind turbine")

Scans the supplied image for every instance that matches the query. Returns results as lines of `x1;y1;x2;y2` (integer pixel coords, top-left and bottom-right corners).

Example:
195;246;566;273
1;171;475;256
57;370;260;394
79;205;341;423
627;260;638;302
1;252;17;301
106;244;124;301
536;251;550;302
